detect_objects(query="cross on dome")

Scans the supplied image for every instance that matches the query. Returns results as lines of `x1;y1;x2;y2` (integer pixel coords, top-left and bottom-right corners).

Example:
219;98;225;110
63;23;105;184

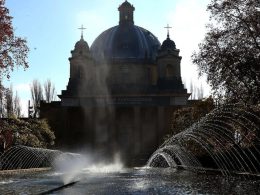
164;24;172;39
78;25;86;39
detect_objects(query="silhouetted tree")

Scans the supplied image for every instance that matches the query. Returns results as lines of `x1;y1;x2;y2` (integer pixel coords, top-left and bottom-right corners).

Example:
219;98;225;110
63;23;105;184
4;85;22;118
5;84;13;117
189;81;194;100
44;79;56;103
0;0;29;80
193;85;197;100
13;91;21;117
197;83;204;100
192;0;260;104
30;80;43;118
0;80;4;117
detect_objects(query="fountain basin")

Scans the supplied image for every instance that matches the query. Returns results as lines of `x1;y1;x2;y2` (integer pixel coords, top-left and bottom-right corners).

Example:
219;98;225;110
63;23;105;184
1;167;260;194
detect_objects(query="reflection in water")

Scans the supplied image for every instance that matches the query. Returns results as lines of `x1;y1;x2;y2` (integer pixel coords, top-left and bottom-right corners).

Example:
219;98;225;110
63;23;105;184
131;179;151;191
0;180;15;184
0;168;260;194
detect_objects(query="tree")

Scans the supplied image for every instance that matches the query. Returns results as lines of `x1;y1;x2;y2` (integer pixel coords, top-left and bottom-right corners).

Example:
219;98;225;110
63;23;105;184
189;80;194;100
0;80;4;117
14;91;21;117
2;85;22;118
169;97;215;136
192;0;260;104
5;84;13;117
197;83;204;100
0;0;29;80
44;79;56;103
30;79;43;118
0;118;55;149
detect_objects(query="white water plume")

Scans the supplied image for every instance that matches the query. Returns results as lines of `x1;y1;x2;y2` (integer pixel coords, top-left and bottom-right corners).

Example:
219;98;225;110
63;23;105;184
84;153;123;173
54;153;88;185
54;152;123;184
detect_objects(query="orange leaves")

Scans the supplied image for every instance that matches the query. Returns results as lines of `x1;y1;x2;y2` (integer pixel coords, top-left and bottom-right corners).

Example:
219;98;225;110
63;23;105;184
0;0;29;79
0;0;13;43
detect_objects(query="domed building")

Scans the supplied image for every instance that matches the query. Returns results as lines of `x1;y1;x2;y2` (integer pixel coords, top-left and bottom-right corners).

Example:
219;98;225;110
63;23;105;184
41;1;189;166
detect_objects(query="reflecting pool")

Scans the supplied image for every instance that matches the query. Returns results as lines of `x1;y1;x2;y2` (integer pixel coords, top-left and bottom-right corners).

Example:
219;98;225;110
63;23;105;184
0;168;260;194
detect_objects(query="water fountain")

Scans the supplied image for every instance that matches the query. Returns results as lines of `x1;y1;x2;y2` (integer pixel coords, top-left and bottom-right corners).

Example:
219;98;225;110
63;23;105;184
0;145;81;170
148;104;260;176
0;145;86;193
1;104;260;194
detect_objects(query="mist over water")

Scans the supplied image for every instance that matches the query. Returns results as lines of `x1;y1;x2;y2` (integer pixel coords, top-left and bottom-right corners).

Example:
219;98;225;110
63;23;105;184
54;154;87;184
54;152;124;184
84;153;123;173
56;59;120;185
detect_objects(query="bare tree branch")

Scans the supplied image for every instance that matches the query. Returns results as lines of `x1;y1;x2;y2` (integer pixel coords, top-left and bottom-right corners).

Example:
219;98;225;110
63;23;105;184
30;79;43;118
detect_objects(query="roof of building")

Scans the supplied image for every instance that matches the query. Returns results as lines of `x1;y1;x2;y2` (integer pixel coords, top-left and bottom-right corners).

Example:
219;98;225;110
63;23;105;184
90;24;161;63
74;37;89;51
119;0;133;9
160;37;176;51
90;0;160;64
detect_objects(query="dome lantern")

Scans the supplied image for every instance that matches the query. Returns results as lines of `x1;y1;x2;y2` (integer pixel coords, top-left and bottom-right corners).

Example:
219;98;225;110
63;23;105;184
160;24;176;51
71;25;90;57
118;0;135;25
90;1;161;63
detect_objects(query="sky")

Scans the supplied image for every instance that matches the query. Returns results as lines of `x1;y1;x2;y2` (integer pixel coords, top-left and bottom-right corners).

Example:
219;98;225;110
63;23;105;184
4;0;211;116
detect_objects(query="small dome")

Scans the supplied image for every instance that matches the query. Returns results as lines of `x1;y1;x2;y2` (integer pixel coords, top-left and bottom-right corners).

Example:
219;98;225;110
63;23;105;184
161;37;176;51
71;37;91;58
120;0;132;7
74;37;90;51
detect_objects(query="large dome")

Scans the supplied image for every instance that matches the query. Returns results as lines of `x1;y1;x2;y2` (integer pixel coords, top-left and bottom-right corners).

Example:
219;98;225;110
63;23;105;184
90;24;161;63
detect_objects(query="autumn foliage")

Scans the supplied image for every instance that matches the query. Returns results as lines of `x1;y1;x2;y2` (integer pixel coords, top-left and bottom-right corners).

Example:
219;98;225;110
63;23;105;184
0;0;29;79
169;97;215;137
0;118;55;152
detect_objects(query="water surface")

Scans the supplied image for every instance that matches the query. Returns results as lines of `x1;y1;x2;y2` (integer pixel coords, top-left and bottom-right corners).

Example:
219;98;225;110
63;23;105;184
0;168;259;194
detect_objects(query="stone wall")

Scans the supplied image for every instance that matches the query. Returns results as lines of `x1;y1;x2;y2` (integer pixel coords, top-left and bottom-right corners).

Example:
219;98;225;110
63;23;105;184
40;102;177;166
